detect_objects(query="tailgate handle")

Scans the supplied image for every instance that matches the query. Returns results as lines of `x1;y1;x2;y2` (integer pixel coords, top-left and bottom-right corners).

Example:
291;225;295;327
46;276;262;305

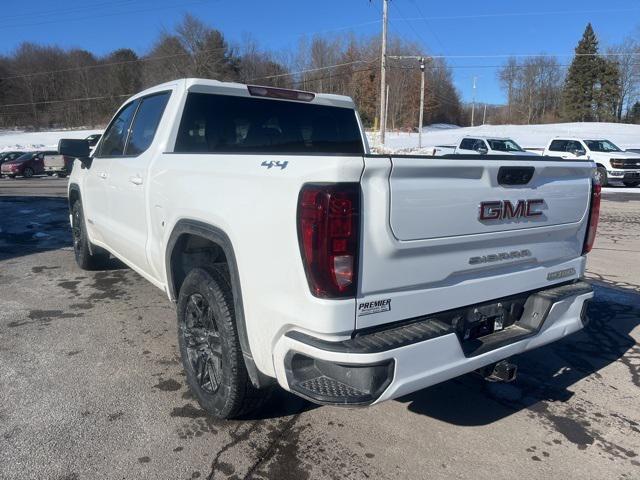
497;166;535;186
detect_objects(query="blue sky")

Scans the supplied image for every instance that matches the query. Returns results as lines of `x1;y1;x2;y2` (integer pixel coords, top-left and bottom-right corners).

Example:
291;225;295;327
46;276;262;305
2;0;639;104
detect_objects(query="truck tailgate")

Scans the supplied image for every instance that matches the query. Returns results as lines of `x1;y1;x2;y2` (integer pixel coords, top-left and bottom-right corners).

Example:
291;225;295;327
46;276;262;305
357;155;595;330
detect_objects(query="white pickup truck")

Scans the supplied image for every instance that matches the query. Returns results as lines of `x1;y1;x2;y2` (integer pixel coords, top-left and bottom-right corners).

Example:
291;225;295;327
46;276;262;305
433;136;540;157
542;137;640;187
60;79;598;419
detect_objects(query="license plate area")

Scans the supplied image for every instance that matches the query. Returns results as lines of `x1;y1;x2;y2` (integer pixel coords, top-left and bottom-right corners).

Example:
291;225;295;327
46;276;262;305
453;299;526;342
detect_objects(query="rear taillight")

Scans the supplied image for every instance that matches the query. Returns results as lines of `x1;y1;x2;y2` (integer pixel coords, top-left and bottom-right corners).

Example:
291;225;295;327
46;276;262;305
582;181;601;254
298;183;360;298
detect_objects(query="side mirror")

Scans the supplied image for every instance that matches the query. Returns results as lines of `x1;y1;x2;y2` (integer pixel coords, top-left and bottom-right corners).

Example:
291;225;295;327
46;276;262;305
58;139;92;167
477;146;488;155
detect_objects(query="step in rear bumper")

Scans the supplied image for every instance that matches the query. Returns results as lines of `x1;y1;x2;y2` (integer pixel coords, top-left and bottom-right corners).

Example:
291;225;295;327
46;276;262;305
272;281;593;406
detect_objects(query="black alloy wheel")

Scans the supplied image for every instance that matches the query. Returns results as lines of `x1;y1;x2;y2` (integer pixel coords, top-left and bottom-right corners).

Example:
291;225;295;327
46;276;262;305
182;292;224;394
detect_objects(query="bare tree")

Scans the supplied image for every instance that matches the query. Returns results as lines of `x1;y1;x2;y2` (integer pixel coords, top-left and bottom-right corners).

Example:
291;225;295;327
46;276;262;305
607;39;639;120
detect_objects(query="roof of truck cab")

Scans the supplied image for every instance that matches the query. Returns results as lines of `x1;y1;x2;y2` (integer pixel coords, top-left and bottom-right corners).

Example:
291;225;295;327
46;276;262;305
550;137;609;141
460;136;518;141
128;78;357;109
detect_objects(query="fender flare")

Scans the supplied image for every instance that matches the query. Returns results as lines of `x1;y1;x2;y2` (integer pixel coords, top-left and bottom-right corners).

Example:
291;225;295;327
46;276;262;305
165;219;273;388
68;183;81;213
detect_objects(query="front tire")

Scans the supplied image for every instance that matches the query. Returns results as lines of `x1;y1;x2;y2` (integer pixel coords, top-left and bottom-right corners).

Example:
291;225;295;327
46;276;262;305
177;267;268;419
595;167;608;187
71;201;108;270
23;167;34;178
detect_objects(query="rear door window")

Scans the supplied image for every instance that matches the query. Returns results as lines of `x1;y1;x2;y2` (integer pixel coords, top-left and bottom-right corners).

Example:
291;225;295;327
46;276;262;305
174;92;364;154
125;92;171;156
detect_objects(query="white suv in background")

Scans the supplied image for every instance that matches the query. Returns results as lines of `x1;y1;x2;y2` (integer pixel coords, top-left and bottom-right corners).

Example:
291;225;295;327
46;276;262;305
543;138;640;187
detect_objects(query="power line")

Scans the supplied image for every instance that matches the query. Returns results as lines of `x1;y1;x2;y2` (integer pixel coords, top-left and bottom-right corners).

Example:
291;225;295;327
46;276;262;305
407;0;451;57
0;60;380;110
2;0;213;30
1;0;137;22
248;59;377;82
388;1;431;52
429;52;640;60
0;94;133;109
395;6;640;22
0;46;228;82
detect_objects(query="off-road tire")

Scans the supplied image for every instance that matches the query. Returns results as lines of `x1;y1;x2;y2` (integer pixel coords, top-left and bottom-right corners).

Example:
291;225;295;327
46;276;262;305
71;201;109;270
177;266;269;419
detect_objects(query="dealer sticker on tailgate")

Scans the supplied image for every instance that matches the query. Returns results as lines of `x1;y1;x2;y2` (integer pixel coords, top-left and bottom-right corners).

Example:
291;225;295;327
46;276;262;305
358;299;392;316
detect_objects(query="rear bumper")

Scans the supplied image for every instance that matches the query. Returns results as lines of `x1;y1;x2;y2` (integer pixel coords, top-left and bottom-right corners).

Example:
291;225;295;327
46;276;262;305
272;281;593;406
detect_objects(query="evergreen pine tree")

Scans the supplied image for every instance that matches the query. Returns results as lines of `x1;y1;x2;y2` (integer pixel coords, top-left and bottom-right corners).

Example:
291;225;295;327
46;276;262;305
563;24;601;121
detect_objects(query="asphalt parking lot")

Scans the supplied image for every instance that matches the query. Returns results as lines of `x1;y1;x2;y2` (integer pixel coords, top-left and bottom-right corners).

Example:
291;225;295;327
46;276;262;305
1;177;639;480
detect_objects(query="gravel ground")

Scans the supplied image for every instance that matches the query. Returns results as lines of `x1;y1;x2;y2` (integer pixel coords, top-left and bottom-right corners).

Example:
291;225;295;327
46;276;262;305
0;177;638;480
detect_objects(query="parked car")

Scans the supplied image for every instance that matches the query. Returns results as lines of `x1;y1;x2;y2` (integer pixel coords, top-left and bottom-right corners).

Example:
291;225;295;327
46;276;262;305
0;151;24;169
61;79;597;419
543;138;640;187
43;151;74;177
0;150;56;178
455;136;540;156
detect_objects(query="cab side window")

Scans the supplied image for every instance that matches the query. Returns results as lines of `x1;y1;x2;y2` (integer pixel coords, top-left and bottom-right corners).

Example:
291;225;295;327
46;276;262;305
549;140;567;152
566;141;584;152
473;139;488;151
459;138;476;150
96;101;138;157
125;92;171;156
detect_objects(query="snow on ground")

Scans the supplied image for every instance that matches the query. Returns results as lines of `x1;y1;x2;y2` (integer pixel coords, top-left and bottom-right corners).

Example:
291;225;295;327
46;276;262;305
602;187;640;194
0;129;102;152
368;122;640;154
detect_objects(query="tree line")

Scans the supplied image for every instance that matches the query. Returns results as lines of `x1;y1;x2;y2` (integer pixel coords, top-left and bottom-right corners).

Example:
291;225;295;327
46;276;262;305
495;23;640;125
0;14;463;130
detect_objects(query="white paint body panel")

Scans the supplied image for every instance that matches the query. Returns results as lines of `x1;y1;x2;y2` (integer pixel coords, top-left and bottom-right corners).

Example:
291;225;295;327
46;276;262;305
69;78;596;398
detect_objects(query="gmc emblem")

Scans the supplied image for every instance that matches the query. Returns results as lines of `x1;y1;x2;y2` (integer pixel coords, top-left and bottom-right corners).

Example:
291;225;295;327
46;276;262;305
479;199;544;221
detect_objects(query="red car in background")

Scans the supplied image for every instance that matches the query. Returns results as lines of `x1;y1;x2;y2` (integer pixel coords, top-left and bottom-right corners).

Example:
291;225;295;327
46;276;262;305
0;151;56;178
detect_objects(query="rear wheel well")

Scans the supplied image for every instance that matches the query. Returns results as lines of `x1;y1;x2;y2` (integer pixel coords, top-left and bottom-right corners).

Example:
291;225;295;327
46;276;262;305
169;233;228;297
165;221;275;389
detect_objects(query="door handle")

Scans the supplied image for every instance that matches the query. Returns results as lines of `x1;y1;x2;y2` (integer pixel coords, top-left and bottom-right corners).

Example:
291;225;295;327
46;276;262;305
129;175;143;186
98;172;107;179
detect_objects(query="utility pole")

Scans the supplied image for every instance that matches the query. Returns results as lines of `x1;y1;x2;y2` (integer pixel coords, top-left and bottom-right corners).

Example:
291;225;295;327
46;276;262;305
419;57;425;148
482;104;487;125
379;0;389;144
471;76;477;127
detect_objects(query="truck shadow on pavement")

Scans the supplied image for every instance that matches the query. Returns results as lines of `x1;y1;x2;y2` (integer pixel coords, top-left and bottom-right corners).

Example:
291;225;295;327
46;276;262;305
0;196;72;261
0;196;125;270
398;280;640;444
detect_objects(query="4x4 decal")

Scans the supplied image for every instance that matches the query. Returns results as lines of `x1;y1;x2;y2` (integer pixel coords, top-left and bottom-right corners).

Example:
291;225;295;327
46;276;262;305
261;160;288;170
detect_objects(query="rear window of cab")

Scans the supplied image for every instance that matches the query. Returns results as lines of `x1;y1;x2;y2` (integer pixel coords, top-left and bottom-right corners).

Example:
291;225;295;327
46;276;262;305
174;92;364;155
